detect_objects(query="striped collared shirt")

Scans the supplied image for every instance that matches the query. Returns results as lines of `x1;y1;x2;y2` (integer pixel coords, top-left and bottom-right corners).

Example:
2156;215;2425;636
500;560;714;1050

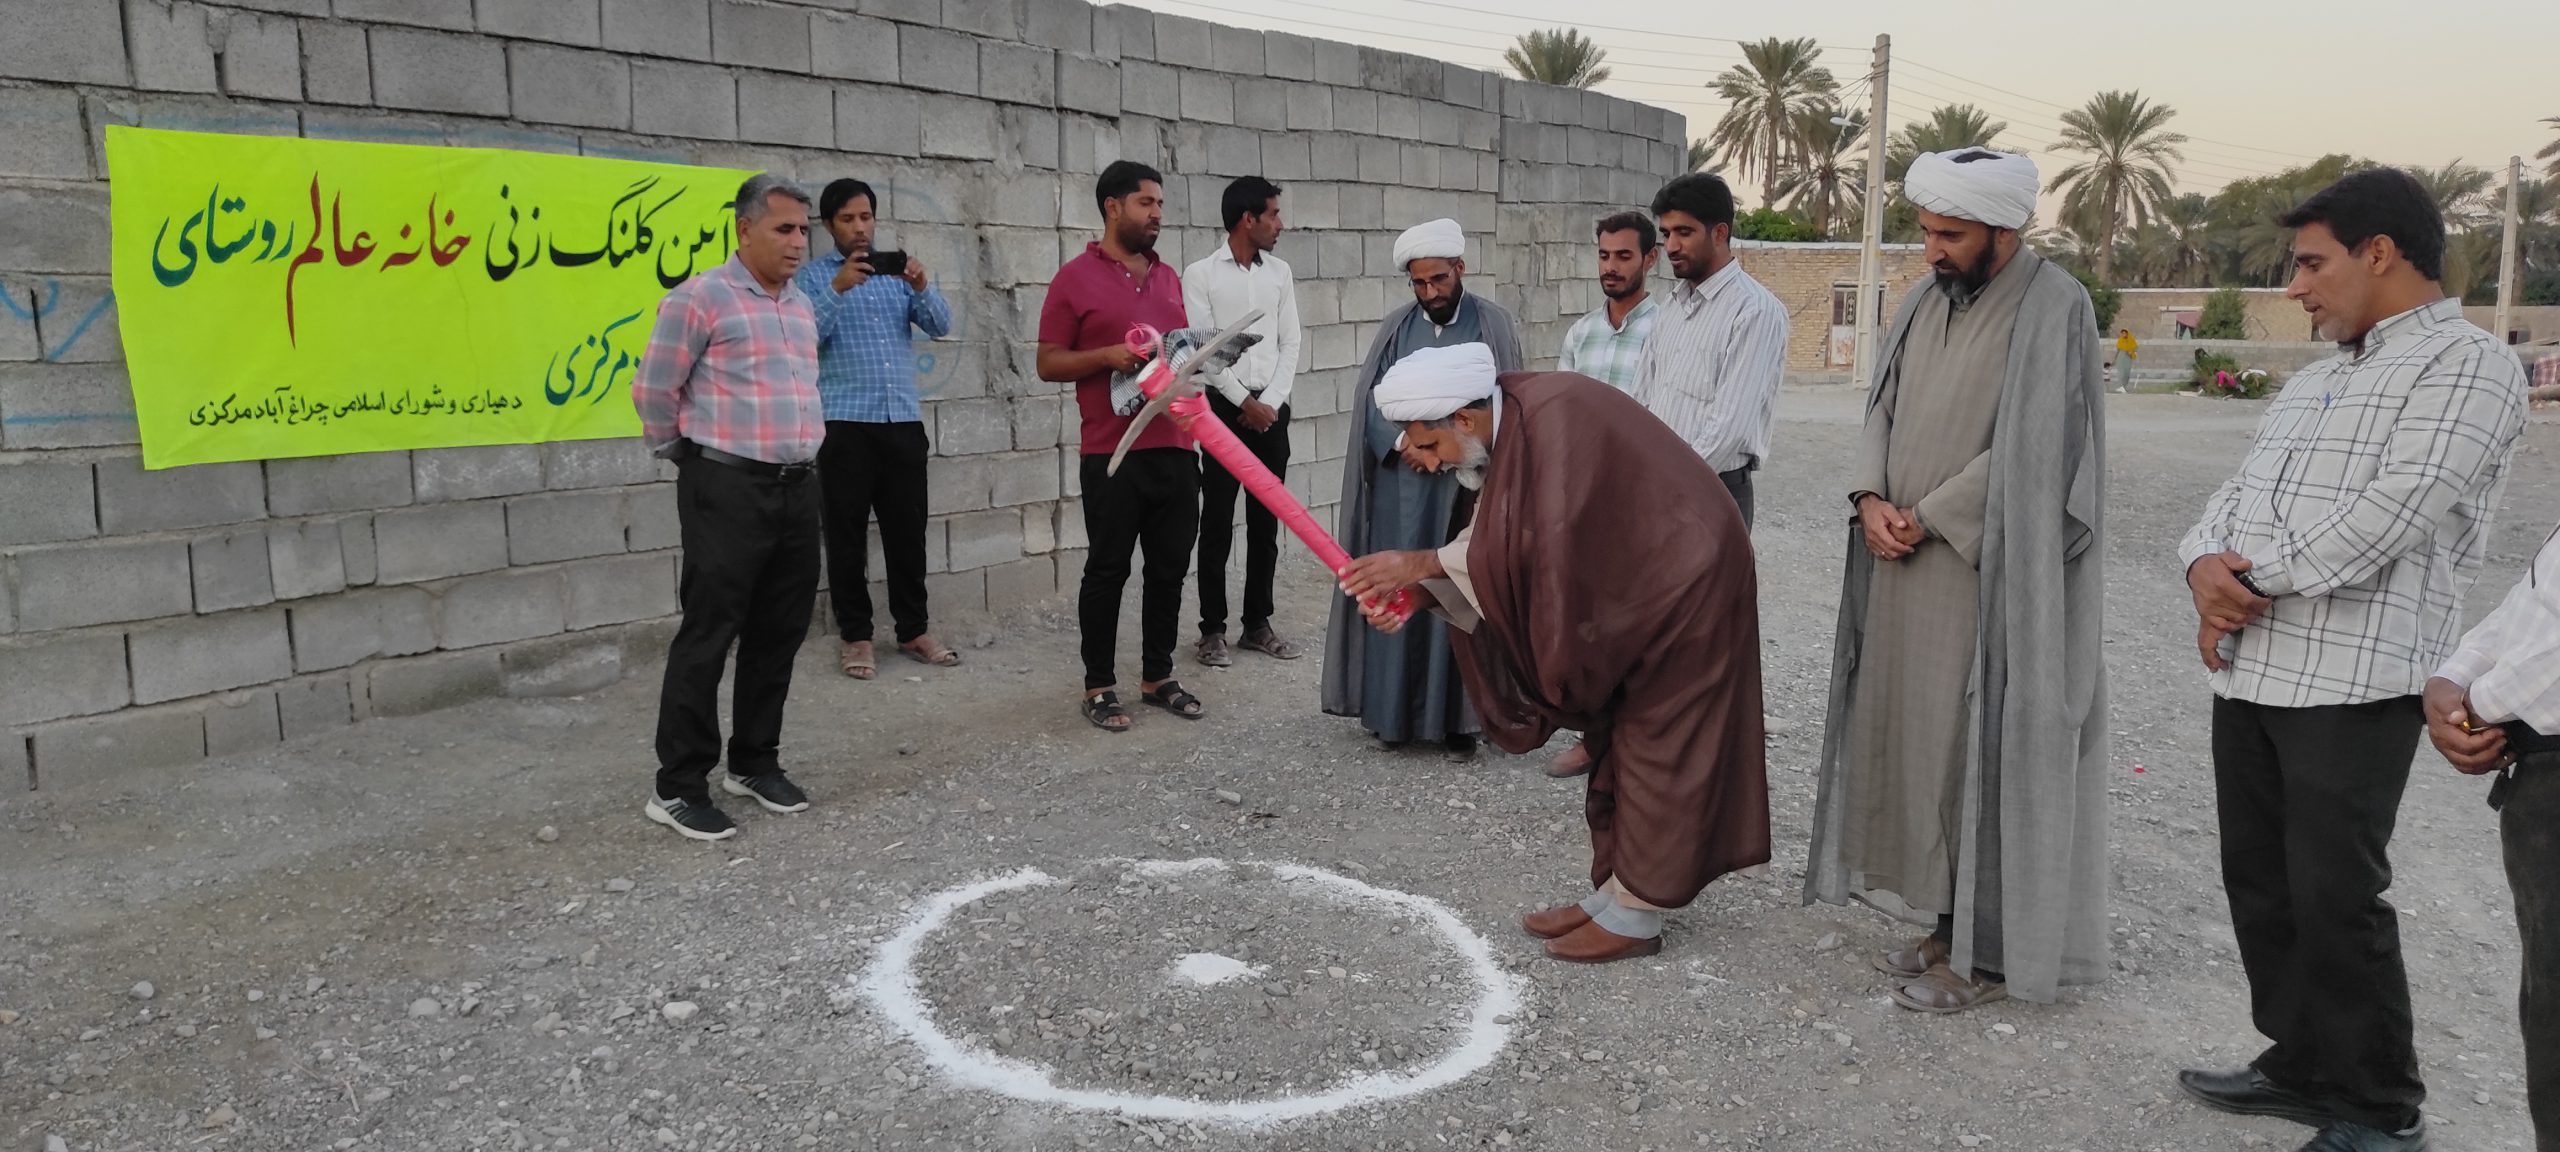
2437;524;2560;734
1631;260;1790;474
633;254;825;465
794;249;954;424
1557;293;1659;392
2180;298;2527;707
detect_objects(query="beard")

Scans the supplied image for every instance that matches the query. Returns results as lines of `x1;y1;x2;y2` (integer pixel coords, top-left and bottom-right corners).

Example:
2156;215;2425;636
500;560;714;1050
1932;242;1998;295
1600;276;1642;301
1450;432;1491;491
1117;220;1159;255
1423;284;1466;326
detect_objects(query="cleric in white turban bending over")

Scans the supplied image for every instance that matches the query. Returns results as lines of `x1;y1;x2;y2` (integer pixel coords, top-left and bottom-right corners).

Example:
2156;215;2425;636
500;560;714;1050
1805;148;2113;1014
1322;219;1525;757
1340;341;1769;966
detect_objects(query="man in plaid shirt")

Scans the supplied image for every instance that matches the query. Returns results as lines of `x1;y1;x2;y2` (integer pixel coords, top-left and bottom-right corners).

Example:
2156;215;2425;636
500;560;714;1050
2175;168;2527;1152
631;174;827;843
1554;211;1660;393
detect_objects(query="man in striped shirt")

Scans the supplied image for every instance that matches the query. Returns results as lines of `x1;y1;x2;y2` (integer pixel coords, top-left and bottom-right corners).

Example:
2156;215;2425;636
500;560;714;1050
1555;212;1660;392
1630;173;1788;527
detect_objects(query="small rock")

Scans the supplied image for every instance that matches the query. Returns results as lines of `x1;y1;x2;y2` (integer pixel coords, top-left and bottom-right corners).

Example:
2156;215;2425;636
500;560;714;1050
407;998;442;1019
1262;982;1292;997
610;1004;637;1022
2476;1091;2494;1105
1991;1023;2017;1036
1843;1073;1862;1086
175;1024;198;1038
47;1135;69;1152
1329;967;1348;980
305;978;326;995
662;1001;700;1023
1957;1137;1985;1149
1813;932;1840;952
364;1087;392;1104
130;982;157;1001
580;946;599;968
245;990;264;1003
79;1028;104;1042
1619;1096;1644;1115
536;825;560;843
256;1027;277;1040
655;1128;679;1146
202;1104;237;1129
531;1012;563;1033
0;1009;18;1025
897;742;918;757
1214;790;1243;806
605;878;635;894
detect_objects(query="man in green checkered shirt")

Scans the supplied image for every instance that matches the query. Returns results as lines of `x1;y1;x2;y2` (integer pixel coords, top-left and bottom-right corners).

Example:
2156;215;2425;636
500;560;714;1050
1556;211;1661;391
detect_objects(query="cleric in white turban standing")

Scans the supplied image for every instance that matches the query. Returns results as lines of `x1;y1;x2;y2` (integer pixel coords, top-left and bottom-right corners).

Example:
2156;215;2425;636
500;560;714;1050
1805;149;2112;1013
1323;218;1524;757
1339;344;1768;964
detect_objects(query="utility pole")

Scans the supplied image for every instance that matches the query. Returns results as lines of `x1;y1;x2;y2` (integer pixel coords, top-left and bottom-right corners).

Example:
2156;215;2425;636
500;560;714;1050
2495;154;2522;348
1851;33;1890;389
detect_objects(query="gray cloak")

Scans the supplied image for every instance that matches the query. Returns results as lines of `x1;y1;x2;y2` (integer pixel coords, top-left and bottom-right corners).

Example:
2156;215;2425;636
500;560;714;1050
1805;256;2110;1004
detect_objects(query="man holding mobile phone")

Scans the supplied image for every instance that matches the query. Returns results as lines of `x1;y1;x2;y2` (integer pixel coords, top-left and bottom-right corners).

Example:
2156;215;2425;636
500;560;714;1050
797;178;959;682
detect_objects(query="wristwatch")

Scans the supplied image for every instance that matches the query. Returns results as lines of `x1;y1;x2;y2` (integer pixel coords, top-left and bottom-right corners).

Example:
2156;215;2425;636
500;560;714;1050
2233;569;2268;597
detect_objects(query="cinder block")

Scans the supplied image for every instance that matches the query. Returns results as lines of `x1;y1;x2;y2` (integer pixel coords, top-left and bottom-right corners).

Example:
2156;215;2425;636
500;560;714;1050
1055;497;1087;549
1330;88;1377;135
985;555;1054;611
412;445;541;503
28;703;204;781
986;171;1060;228
812;11;897;82
266;519;346;600
1100;3;1151;60
603;0;710;59
1262;132;1310;182
1152;11;1211;67
479;0;601;44
1377;94;1420;139
1011;394;1062;450
925;568;985;614
1309;134;1356;181
1233;78;1285;131
191;528;276;613
338;513;377;585
0;631;129;725
277;672;351;739
625;482;680;550
287;585;433;671
366;649;503;717
126;0;219;94
1286;180;1337;229
374;502;508;584
857;0;937;24
1021;498;1054;553
920;93;998;161
1204;125;1257;176
1119;58;1177;119
926;455;992;514
506;490;629;565
1208;24;1260;74
203;687;281;757
335;0;470;27
265;451;412;516
835;85;920;157
1357;137;1400;183
0;458;97;545
945;507;1023;570
941;0;1020;37
1054;52;1118;117
32;277;118;364
435;568;565;650
1178;69;1233;125
219;10;301;100
501;633;623;697
737;72;832;149
11;538;192;630
0;185;110;275
370;28;507;116
0;87;90;181
634;60;737;140
1001;105;1060;169
981;40;1055;107
543;438;659;488
1312;38;1360;86
510;44;630;130
933;397;1013;455
989;449;1059;506
0;0;128;85
898;24;978;97
299;20;370;104
1263;31;1313;80
1024;0;1089;53
129;608;291;704
564;551;677;629
711;0;809;71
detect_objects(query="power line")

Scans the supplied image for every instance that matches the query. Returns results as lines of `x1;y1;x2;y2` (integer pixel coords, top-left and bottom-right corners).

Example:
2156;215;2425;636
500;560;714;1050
1895;55;2330;166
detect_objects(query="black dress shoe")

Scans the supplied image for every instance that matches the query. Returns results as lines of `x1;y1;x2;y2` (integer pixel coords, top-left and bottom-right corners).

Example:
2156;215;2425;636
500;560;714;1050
2176;1066;2333;1128
2299;1119;2427;1151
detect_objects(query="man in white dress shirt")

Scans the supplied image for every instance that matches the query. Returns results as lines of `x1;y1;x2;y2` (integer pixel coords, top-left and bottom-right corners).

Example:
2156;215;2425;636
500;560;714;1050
1181;176;1306;667
2427;528;2560;1151
1631;173;1789;527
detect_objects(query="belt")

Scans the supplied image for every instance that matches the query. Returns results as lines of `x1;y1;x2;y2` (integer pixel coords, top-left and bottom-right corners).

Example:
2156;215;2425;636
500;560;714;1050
2502;721;2560;757
691;443;815;483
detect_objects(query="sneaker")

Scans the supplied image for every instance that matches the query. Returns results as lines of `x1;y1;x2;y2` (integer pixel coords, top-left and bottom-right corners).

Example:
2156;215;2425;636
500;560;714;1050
722;770;810;814
645;795;737;841
1195;632;1233;667
1444;733;1480;761
2299;1119;2428;1151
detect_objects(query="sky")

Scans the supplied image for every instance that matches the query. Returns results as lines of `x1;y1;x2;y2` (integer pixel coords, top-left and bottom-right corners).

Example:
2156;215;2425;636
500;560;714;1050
1118;0;2559;207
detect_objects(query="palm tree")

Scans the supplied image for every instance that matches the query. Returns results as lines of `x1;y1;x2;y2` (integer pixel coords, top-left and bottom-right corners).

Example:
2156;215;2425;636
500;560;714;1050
1886;103;2008;185
2413;161;2497;232
1705;37;1837;205
1504;28;1609;89
2127;192;2213;287
1775;103;1866;239
1686;139;1715;173
2539;115;2560;184
2046;90;2187;281
2444;228;2504;303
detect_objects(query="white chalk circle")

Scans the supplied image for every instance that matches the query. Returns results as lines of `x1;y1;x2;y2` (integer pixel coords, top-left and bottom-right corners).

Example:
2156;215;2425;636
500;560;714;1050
854;859;1523;1125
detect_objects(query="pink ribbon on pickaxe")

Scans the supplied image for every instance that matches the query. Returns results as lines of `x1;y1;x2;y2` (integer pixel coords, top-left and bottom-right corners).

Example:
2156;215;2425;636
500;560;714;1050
1108;312;1415;624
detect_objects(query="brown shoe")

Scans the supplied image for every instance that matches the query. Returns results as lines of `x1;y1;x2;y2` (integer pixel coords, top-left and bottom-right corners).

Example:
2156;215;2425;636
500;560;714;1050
1873;933;1950;979
1543;920;1663;964
1520;903;1592;940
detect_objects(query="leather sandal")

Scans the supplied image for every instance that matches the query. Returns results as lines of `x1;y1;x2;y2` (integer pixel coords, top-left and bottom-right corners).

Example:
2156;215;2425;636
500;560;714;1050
1891;961;2007;1014
899;634;962;667
839;640;877;681
1873;933;1950;979
1142;680;1205;720
1082;690;1132;733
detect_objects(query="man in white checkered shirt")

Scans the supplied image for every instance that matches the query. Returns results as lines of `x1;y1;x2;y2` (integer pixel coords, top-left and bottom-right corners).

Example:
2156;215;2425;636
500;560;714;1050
2175;168;2527;1152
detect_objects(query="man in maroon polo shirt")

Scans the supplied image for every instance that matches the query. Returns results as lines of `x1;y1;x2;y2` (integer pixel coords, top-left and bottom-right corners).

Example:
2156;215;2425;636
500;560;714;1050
1037;161;1205;733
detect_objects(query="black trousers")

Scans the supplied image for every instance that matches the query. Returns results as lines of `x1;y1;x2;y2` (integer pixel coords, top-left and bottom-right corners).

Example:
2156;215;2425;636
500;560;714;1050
2211;694;2426;1131
817;420;931;644
2502;754;2560;1150
1720;467;1755;529
653;456;821;804
1078;449;1199;691
1196;391;1290;637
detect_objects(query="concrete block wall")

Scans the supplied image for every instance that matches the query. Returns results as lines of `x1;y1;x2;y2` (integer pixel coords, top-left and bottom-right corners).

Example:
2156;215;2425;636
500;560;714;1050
0;0;1683;785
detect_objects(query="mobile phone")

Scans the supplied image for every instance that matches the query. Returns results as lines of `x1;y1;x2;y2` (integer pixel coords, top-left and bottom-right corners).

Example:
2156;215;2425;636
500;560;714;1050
865;249;909;277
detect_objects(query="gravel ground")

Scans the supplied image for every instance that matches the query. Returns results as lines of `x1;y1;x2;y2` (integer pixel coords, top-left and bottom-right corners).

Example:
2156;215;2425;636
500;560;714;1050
6;389;2558;1152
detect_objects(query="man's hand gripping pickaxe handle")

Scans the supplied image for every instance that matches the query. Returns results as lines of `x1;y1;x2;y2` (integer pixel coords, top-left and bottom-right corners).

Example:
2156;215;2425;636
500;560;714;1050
1109;314;1415;624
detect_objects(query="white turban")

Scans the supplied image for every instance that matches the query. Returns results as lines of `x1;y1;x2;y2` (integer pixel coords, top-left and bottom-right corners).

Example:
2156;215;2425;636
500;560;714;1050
1392;218;1466;268
1903;149;2039;230
1372;342;1497;422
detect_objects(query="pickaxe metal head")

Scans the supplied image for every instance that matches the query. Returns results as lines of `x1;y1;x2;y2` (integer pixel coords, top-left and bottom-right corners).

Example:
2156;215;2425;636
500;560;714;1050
1105;308;1266;476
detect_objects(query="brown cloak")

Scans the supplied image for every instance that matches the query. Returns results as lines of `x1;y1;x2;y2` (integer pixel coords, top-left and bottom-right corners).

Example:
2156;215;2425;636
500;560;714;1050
1451;372;1769;908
